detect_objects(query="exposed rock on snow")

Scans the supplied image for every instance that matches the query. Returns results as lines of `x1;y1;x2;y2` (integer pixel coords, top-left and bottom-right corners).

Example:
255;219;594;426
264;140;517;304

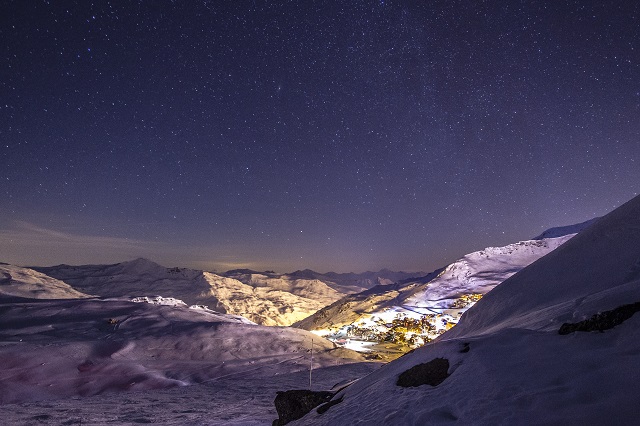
316;394;344;414
273;390;335;426
558;301;640;334
396;357;450;388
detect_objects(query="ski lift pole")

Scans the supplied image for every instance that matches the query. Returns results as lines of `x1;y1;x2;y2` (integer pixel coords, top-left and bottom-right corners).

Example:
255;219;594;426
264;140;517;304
309;337;313;390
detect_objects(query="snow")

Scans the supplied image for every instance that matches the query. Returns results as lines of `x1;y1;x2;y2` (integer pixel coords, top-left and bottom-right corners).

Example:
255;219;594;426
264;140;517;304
130;295;189;306
0;264;91;299
284;269;427;294
2;195;637;424
340;339;375;353
291;194;640;425
0;295;378;424
532;217;598;240
26;261;425;328
296;233;577;350
0;361;378;425
201;272;346;326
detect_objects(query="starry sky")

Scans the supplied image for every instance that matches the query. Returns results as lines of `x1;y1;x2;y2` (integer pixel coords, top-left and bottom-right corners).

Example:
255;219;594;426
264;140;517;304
1;0;639;273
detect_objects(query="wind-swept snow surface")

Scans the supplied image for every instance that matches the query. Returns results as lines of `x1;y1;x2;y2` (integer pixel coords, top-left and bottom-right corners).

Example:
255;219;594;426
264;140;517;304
293;194;640;425
0;296;372;409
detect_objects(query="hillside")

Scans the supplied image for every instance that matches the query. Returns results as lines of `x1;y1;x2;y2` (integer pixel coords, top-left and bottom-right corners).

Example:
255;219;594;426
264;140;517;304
293;194;640;425
29;260;424;327
0;264;90;299
31;259;343;326
295;222;591;354
199;272;341;326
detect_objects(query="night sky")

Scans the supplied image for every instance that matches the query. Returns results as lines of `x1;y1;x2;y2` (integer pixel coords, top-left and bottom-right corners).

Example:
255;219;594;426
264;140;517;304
1;1;639;273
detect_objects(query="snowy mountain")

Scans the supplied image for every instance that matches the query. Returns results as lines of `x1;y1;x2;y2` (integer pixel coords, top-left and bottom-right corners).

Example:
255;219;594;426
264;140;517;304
0;263;90;299
222;270;345;306
199;271;343;326
291;194;640;425
295;220;593;354
28;260;424;327
533;217;599;239
31;259;344;326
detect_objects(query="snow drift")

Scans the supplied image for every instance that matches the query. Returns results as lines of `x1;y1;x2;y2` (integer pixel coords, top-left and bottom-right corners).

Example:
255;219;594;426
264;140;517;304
0;296;367;405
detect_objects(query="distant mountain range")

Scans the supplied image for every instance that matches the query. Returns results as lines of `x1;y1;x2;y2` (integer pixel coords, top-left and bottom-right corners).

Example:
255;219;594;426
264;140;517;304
225;268;427;294
2;220;595;331
4;260;422;327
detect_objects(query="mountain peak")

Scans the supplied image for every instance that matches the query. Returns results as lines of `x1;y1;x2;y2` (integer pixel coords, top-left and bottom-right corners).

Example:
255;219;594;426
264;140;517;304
533;218;599;240
450;194;640;339
224;269;265;276
118;258;165;274
287;269;319;279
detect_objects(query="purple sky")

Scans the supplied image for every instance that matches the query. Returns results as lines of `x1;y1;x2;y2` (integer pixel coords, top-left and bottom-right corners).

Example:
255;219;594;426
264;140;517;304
1;1;638;273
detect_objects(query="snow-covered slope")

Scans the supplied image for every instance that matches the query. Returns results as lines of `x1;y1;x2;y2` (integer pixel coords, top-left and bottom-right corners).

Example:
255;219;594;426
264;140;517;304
402;236;572;309
0;296;370;405
294;194;640;425
224;268;426;295
223;270;344;307
295;231;580;347
199;272;341;326
32;259;346;326
533;217;598;239
0;263;90;299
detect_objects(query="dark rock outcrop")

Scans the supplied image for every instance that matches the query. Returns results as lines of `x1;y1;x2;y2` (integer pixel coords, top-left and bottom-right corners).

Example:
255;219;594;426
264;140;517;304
559;301;640;335
397;357;450;387
272;389;334;425
316;396;344;414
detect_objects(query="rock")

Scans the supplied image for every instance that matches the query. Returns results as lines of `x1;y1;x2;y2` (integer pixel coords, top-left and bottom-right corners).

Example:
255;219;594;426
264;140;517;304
272;389;334;425
396;357;450;387
316;395;343;414
559;301;640;335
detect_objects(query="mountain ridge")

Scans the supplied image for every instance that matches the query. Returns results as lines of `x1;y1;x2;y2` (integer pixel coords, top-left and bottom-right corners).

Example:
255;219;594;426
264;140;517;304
294;221;592;352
